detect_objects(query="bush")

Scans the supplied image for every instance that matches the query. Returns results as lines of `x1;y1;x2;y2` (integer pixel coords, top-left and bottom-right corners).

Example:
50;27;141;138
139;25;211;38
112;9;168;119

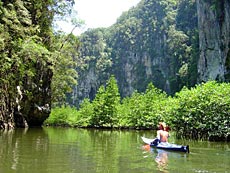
117;83;169;129
46;80;230;141
77;98;93;127
44;105;79;126
172;81;230;141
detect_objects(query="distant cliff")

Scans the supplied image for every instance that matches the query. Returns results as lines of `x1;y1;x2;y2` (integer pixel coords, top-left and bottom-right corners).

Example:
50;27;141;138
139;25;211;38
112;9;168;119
72;0;230;105
197;0;230;82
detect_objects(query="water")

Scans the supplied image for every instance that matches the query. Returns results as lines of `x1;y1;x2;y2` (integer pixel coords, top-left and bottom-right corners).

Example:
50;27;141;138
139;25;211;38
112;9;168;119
0;127;229;173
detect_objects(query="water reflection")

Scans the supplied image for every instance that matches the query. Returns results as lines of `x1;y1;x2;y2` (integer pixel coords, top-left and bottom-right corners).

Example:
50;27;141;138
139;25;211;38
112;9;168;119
142;144;190;173
142;144;169;172
155;149;169;172
0;128;50;173
1;128;229;173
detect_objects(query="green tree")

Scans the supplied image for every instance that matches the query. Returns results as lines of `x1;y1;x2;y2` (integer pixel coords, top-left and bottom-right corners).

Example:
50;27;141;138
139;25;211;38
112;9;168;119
119;91;144;128
103;75;120;126
119;83;168;129
51;33;80;106
0;0;76;129
90;85;106;127
91;76;120;127
77;98;93;127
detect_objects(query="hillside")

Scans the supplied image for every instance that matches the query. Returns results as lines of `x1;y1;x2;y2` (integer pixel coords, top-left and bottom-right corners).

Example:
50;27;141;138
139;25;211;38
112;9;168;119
73;0;230;106
73;0;199;105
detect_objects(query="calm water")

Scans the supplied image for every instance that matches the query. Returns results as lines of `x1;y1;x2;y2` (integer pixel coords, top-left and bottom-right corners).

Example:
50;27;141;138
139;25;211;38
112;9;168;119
0;127;229;173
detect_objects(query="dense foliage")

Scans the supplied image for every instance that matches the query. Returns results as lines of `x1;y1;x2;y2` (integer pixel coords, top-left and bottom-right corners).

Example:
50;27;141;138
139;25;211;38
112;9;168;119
73;0;199;105
45;78;230;141
172;81;230;141
0;0;80;129
51;33;80;106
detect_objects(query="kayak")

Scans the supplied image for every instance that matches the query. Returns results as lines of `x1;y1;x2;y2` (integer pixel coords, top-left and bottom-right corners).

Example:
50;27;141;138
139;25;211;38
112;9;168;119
141;137;189;153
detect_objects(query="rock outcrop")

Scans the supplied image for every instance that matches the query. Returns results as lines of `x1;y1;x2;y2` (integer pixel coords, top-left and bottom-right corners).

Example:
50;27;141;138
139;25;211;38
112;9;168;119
0;1;52;129
73;0;198;105
71;0;230;106
197;0;230;82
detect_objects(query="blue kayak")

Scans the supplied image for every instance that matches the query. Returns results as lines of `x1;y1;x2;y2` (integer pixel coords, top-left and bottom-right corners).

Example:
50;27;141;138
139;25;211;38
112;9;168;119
141;137;189;153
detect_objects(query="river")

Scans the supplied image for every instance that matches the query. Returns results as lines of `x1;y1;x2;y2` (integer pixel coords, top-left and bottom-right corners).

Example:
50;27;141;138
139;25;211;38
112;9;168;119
0;127;229;173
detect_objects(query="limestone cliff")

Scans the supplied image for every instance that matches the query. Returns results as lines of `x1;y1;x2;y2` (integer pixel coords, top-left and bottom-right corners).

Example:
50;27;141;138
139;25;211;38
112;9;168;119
197;0;230;81
74;0;230;105
0;60;52;129
0;1;53;129
73;0;198;104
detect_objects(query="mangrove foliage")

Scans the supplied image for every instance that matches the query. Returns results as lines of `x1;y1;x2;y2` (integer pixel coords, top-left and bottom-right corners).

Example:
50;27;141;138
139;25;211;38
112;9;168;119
45;78;230;141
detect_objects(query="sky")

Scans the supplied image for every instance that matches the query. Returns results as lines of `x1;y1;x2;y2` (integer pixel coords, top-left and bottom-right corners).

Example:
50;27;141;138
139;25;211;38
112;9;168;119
58;0;141;35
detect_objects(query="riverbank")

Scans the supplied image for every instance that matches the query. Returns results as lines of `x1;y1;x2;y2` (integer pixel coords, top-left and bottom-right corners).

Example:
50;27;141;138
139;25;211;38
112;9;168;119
45;81;230;141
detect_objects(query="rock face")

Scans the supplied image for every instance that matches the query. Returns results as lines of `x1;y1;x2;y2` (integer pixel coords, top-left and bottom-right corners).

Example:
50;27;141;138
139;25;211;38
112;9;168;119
0;1;53;129
73;0;230;105
20;65;52;127
0;63;52;129
197;0;230;82
73;0;198;105
74;67;99;105
75;28;173;105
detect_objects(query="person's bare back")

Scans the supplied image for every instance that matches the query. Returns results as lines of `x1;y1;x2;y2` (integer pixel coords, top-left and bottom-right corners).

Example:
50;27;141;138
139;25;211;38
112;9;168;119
159;130;169;142
155;122;170;143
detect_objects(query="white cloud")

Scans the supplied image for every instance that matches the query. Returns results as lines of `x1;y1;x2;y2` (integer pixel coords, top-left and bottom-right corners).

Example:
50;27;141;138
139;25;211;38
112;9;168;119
59;0;141;35
75;0;140;28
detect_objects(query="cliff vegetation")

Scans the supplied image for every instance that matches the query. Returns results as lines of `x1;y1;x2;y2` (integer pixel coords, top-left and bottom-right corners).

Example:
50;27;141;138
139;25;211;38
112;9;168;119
1;0;230;140
0;0;80;129
74;0;230;107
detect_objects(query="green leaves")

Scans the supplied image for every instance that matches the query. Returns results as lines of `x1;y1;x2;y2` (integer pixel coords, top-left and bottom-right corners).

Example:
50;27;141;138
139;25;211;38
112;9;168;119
115;83;168;129
51;33;79;106
0;0;78;128
90;76;120;127
173;81;230;140
48;76;121;128
48;80;230;141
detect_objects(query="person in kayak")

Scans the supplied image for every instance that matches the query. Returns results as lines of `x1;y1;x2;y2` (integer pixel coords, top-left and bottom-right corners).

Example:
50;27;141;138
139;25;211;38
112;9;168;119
157;122;169;142
151;122;169;145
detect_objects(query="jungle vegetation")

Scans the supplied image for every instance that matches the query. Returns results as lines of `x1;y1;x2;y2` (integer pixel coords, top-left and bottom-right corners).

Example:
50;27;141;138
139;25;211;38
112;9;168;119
0;0;229;141
0;0;80;128
75;0;199;101
45;77;230;141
